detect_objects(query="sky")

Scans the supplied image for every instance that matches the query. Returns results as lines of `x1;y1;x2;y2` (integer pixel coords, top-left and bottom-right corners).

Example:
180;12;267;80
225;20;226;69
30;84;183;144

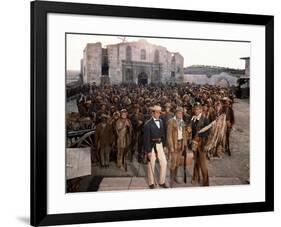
66;33;250;71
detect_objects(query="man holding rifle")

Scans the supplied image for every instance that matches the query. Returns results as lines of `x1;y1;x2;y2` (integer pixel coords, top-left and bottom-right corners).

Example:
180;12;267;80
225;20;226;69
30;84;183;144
191;102;210;186
115;109;132;170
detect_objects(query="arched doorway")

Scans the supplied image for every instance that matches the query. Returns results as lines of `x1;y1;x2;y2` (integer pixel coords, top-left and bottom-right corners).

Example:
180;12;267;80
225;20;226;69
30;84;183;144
138;72;148;85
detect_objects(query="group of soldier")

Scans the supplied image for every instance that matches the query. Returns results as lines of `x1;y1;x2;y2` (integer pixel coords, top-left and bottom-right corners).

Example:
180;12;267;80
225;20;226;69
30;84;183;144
74;83;235;188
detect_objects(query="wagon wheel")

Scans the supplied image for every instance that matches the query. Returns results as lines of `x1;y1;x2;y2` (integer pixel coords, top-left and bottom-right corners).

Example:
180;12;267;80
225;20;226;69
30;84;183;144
77;131;95;147
73;131;99;163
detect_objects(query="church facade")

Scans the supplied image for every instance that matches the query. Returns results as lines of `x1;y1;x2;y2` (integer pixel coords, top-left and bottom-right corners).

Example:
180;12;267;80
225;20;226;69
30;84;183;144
81;39;184;85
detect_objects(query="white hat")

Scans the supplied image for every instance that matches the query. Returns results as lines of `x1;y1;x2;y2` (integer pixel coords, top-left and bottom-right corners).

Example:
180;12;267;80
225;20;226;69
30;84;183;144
150;105;162;112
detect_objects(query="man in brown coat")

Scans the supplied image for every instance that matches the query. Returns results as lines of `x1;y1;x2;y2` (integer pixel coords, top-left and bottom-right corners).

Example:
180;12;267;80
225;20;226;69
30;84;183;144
129;104;145;163
222;97;235;156
95;114;114;168
167;107;188;187
115;109;132;169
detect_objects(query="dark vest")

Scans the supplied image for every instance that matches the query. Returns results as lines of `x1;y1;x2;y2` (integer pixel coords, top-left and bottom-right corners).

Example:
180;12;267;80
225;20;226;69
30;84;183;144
191;116;210;138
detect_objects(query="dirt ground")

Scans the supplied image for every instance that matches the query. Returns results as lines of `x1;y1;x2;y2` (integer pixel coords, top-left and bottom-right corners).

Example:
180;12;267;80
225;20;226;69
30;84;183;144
208;98;250;183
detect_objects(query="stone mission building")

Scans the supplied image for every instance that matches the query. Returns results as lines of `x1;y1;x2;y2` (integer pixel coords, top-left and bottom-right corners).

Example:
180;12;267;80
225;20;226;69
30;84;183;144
81;39;184;85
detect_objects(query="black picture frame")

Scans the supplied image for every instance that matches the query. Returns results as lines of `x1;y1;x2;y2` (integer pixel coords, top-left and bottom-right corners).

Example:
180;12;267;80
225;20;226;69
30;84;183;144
31;0;274;226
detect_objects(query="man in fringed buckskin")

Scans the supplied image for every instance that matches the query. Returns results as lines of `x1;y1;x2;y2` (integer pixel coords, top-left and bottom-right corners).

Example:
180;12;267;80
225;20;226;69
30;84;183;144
191;102;210;186
115;109;132;169
167;107;188;187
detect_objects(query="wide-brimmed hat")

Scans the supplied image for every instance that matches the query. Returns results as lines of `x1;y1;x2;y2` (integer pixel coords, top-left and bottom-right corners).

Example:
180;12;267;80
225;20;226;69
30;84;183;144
182;94;189;99
192;102;202;109
138;97;145;102
175;107;184;113
101;114;110;119
113;111;120;118
100;102;107;106
112;95;119;101
221;97;232;102
215;101;222;107
120;109;128;113
150;105;162;112
164;103;172;108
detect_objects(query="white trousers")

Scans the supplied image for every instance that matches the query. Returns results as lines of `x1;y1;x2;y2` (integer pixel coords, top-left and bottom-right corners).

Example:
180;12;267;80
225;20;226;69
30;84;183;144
147;143;167;185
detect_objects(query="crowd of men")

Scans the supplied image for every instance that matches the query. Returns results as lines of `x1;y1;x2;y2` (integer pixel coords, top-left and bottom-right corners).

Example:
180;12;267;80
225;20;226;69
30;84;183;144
69;82;235;187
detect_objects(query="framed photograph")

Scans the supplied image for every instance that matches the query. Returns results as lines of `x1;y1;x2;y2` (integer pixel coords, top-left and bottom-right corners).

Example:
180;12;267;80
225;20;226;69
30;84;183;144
31;1;274;226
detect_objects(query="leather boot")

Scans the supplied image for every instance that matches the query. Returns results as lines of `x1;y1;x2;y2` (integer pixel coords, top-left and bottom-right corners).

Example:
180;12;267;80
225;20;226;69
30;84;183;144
170;170;174;188
174;167;182;184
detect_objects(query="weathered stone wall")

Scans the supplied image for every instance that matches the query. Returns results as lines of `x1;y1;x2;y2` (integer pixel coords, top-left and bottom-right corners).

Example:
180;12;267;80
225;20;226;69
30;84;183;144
174;53;184;83
107;44;122;84
82;39;184;85
83;43;102;84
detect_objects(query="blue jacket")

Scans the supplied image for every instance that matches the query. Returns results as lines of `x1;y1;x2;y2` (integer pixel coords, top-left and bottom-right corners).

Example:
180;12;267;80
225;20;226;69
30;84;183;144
143;118;166;153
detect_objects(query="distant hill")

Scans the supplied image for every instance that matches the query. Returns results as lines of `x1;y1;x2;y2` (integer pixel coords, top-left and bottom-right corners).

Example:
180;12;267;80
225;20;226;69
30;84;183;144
184;65;245;77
